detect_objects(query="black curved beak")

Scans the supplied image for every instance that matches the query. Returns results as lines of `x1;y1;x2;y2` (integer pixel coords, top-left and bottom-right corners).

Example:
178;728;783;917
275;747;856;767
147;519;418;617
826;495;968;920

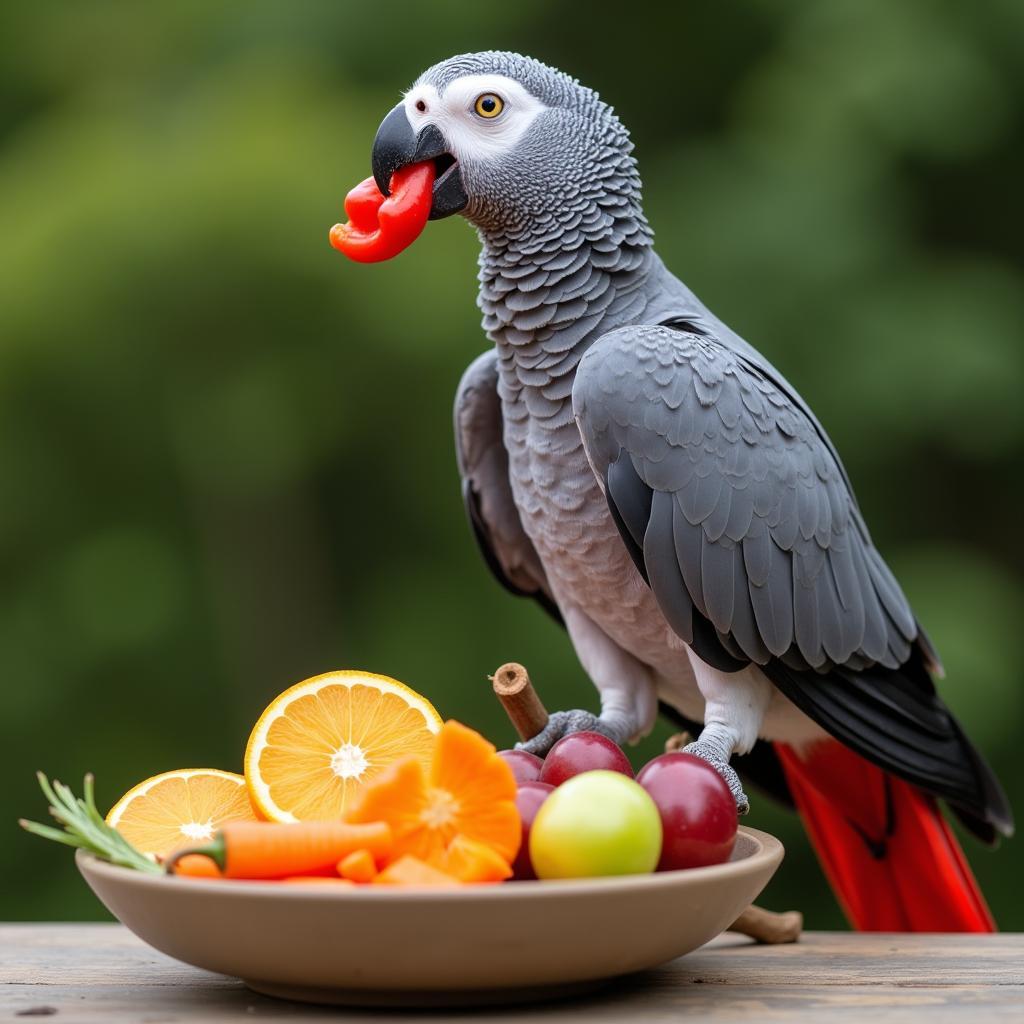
371;103;467;221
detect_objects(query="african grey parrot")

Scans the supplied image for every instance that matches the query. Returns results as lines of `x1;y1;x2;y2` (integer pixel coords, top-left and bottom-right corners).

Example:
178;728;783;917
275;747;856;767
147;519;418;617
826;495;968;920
346;51;1012;930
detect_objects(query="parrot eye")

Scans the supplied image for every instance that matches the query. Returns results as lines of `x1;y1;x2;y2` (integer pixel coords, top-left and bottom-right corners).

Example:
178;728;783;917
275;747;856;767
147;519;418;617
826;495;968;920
473;93;504;119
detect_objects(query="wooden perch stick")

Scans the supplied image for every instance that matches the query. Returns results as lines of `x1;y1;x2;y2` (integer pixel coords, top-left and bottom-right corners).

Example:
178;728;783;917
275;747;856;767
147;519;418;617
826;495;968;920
490;662;549;742
490;662;803;946
728;905;803;944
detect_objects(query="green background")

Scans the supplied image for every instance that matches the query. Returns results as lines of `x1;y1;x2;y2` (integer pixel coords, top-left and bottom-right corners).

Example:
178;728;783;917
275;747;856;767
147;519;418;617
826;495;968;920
2;0;1021;927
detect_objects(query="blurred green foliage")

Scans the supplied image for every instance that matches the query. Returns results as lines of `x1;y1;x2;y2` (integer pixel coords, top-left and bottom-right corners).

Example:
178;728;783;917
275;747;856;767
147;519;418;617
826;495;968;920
2;1;1021;927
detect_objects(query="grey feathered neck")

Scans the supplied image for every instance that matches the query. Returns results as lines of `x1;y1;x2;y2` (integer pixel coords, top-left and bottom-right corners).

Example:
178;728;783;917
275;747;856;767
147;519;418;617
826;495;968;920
421;52;659;424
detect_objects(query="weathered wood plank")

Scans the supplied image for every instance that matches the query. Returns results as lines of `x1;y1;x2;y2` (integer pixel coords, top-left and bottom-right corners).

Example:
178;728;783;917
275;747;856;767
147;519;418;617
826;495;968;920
672;931;1024;987
2;925;1022;1022
6;981;1024;1023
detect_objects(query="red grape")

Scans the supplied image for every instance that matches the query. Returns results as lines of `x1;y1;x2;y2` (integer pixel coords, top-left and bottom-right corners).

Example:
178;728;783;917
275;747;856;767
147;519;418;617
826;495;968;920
539;731;634;787
498;749;544;785
511;781;555;880
636;753;737;870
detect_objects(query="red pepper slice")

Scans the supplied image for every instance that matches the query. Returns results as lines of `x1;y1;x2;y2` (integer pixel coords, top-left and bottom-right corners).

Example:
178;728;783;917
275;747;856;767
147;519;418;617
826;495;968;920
329;162;435;263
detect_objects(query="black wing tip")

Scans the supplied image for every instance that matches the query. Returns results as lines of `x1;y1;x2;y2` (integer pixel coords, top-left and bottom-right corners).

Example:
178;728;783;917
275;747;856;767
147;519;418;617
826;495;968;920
951;716;1015;841
949;801;1012;848
975;775;1013;840
765;654;1014;844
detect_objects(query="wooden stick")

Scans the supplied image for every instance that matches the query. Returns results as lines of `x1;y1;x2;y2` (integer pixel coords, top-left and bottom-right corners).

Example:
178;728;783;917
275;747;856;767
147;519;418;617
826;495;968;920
490;662;803;945
728;905;804;944
490;662;549;742
664;731;693;752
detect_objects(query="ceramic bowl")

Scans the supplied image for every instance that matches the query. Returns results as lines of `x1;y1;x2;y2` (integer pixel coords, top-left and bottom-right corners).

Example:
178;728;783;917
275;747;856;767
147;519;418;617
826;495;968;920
77;825;783;1006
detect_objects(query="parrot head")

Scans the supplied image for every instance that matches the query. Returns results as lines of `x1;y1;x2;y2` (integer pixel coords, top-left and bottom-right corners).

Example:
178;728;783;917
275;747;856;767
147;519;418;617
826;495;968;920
330;51;644;262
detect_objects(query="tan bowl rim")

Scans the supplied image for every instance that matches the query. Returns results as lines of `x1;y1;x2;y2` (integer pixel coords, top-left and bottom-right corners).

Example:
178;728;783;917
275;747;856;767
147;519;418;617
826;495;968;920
77;824;782;902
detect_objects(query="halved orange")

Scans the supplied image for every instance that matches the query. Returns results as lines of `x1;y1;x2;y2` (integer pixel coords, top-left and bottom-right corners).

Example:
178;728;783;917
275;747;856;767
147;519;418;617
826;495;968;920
244;670;442;823
106;768;258;858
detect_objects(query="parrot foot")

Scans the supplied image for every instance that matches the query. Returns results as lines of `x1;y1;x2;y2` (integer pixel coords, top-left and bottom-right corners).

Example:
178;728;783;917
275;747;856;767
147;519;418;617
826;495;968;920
681;740;749;815
516;709;630;757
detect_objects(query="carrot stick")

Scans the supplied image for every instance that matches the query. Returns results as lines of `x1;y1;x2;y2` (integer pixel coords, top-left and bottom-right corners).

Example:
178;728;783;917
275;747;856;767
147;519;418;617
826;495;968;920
171;853;225;879
164;821;392;879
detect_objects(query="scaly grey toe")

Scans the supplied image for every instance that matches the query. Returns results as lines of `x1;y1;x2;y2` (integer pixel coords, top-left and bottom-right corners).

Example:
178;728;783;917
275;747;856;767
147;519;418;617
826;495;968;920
516;709;603;756
681;740;750;815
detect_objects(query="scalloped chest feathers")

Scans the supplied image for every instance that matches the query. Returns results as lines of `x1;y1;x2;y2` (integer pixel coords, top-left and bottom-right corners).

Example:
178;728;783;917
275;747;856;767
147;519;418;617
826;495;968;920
481;232;685;666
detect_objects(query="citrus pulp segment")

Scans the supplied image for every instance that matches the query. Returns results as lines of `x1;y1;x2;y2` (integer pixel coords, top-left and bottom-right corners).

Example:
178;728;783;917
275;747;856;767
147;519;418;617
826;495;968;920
106;768;257;858
244;671;442;823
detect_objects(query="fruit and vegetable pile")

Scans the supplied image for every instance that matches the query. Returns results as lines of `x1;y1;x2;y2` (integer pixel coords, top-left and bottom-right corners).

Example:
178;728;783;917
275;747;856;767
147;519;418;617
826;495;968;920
22;667;738;888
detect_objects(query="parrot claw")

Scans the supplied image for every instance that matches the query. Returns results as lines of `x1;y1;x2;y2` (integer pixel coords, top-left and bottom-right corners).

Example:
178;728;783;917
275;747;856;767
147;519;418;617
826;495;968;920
516;709;630;757
681;740;750;814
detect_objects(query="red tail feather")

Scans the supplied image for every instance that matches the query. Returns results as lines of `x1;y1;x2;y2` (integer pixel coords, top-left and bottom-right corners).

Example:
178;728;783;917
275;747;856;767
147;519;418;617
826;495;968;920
775;739;995;932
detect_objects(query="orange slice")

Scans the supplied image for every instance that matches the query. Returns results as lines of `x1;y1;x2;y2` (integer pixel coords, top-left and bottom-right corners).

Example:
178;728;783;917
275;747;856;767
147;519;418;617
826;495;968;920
338;848;378;883
244;671;442;823
444;834;513;883
372;854;460;887
106;769;257;858
346;720;520;868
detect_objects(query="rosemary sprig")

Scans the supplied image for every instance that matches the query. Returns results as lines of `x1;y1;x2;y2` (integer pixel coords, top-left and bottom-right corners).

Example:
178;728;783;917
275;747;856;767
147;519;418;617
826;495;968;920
19;772;162;874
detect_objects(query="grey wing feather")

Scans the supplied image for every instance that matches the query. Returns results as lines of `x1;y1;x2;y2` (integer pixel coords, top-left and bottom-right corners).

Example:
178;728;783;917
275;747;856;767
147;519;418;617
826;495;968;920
573;324;1012;840
573;324;918;673
454;350;562;623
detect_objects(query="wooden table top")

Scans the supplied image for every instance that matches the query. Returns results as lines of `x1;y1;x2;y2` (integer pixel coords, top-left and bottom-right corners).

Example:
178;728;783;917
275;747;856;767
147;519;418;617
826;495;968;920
2;924;1022;1022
